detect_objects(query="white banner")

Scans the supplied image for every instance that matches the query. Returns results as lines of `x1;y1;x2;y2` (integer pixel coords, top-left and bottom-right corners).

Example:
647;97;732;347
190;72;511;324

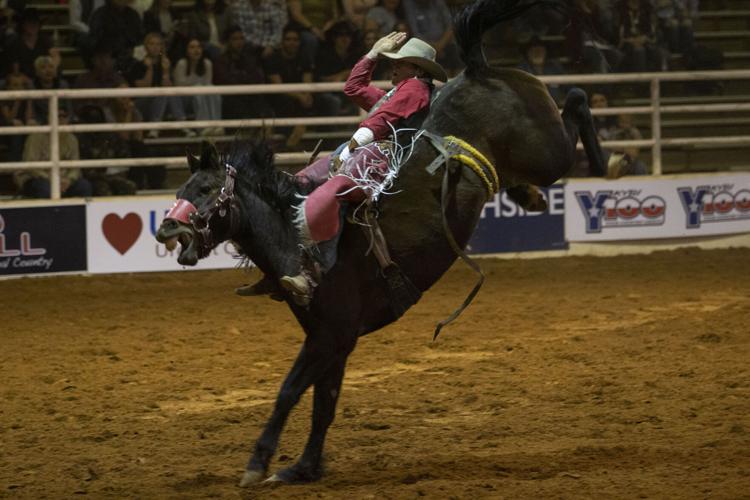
86;198;240;274
565;174;750;241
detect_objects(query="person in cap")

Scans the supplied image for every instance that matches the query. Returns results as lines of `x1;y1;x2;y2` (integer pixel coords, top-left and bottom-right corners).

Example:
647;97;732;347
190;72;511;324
236;31;447;303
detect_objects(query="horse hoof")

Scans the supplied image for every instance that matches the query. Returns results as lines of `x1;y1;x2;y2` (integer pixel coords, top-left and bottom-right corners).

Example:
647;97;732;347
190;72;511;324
527;195;547;212
263;474;282;483
238;469;264;487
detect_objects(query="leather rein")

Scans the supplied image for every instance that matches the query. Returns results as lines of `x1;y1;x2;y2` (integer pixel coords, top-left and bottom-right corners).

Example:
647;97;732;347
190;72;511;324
164;163;241;258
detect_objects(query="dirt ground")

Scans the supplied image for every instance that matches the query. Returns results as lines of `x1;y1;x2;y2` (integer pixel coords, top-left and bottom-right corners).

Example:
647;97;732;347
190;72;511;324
1;248;749;499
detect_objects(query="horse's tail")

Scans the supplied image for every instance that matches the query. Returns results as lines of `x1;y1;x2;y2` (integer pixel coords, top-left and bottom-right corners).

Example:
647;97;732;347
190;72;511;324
454;0;576;74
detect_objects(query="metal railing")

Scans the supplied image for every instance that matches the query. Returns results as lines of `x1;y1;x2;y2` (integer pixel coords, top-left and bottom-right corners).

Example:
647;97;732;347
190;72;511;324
2;70;750;199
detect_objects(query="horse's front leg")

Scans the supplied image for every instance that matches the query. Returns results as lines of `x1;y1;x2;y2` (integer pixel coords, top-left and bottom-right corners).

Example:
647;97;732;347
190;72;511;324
268;348;351;483
239;341;333;487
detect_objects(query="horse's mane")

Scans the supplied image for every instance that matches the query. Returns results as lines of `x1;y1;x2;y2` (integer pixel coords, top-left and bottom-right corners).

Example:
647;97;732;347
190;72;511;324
224;138;315;215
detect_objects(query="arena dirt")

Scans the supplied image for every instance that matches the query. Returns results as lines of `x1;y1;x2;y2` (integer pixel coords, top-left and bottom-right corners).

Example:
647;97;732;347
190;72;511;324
1;248;749;499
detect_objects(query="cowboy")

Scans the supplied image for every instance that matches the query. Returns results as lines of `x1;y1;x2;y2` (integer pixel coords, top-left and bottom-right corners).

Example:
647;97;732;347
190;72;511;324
237;31;447;304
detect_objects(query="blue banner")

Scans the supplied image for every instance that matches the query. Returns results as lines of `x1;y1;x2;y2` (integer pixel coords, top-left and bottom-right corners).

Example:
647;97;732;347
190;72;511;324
467;185;567;253
0;205;87;275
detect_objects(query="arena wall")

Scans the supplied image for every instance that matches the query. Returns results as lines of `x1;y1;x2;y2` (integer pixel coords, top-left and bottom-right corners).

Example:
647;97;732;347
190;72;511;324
1;172;748;278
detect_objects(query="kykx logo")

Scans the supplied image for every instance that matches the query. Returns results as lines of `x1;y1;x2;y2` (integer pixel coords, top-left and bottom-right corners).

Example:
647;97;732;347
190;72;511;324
677;185;750;228
575;190;666;233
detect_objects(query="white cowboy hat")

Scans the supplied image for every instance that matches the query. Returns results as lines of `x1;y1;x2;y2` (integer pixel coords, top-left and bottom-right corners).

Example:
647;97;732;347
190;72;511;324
381;38;448;82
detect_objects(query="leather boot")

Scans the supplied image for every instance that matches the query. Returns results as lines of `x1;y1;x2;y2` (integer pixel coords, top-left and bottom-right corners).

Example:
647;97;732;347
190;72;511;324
279;254;319;306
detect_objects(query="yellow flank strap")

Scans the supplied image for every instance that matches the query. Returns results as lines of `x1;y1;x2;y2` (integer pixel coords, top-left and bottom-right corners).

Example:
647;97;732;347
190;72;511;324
453;154;496;199
444;135;499;198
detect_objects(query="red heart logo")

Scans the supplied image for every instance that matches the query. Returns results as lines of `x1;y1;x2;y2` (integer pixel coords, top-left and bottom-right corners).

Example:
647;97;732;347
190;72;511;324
102;213;143;255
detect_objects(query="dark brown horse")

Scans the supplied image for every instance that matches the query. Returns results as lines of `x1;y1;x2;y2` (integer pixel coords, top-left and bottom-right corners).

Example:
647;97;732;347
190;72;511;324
156;0;605;485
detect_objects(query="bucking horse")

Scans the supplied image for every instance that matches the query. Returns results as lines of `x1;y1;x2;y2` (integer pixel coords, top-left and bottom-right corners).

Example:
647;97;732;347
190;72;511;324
156;0;606;486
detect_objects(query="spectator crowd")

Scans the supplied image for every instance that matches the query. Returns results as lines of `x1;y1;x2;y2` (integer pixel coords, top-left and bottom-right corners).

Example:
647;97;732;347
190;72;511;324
0;0;720;197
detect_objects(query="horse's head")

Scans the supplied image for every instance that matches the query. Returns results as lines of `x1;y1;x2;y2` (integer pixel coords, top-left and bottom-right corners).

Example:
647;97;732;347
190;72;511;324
156;141;234;266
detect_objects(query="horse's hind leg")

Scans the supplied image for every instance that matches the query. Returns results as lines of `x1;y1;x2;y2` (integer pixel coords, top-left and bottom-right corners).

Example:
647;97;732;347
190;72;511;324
268;347;351;483
239;341;333;486
561;87;607;177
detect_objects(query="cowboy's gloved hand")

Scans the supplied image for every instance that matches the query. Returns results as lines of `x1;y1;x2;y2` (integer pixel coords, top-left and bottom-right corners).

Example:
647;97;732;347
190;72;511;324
338;146;352;164
337;127;374;167
367;31;408;59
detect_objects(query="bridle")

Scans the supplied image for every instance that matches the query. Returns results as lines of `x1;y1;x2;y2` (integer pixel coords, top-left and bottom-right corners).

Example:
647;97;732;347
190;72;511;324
164;163;241;258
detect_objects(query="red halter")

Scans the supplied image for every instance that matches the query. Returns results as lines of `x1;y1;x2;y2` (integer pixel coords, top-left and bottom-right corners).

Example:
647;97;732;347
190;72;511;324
163;164;239;258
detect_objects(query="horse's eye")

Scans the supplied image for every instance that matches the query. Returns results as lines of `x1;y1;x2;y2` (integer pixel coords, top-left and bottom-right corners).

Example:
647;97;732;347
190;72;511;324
200;185;212;195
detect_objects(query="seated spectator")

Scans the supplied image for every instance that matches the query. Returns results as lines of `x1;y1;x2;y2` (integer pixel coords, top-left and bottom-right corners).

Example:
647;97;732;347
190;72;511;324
77;103;139;195
653;0;697;54
401;0;461;75
0;8;15;79
342;0;378;31
564;0;621;73
611;112;642;141
366;0;403;37
15;107;93;199
264;24;314;149
314;21;359;116
228;0;287;59
129;0;152;18
144;0;188;63
30;56;73;125
73;43;127;117
184;0;229;61
102;85;144;194
287;0;339;63
88;0;144;72
174;38;223;135
144;0;177;37
213;25;268;123
568;91;646;178
0;0;23;23
393;19;410;37
589;91;618;140
0;72;33;162
517;36;566;105
510;2;567;42
616;0;663;72
3;8;58;80
607;112;648;176
126;31;193;138
361;29;390;80
69;0;107;66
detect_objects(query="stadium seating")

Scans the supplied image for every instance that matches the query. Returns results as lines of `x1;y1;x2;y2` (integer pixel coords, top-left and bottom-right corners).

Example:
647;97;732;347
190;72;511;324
1;0;749;197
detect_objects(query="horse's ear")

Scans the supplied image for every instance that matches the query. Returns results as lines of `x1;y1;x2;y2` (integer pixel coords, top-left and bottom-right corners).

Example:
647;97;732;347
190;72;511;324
200;140;220;171
187;150;200;174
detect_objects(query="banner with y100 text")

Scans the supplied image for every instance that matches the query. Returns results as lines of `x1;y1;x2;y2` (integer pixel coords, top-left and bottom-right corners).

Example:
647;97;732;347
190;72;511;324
86;198;240;274
0;204;87;276
565;173;750;241
467;185;567;253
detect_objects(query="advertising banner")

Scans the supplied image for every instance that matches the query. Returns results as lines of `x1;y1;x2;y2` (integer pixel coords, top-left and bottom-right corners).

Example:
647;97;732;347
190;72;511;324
0;204;87;276
467;185;568;253
565;174;750;241
86;198;240;274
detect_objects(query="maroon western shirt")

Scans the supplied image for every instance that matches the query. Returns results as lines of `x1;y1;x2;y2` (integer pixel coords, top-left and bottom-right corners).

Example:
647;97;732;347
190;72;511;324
343;56;431;140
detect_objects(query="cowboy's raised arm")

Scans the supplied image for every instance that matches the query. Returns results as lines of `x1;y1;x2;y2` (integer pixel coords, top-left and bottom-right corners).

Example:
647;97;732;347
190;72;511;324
344;32;407;111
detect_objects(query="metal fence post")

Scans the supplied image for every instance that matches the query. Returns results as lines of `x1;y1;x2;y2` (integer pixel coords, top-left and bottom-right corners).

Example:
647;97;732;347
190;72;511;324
650;77;662;175
49;94;61;199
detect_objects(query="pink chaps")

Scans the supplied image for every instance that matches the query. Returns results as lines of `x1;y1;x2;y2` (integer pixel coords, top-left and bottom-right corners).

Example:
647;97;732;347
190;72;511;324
294;145;391;244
